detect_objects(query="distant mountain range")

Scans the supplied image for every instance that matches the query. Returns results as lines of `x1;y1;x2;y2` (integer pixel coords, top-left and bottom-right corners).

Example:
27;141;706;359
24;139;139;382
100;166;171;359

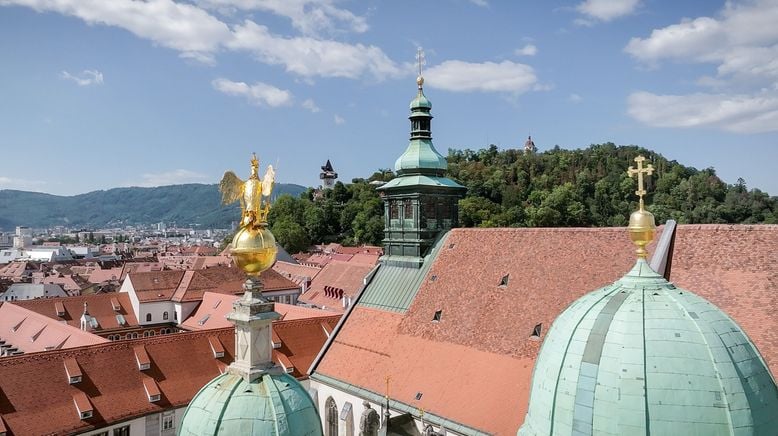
0;183;307;231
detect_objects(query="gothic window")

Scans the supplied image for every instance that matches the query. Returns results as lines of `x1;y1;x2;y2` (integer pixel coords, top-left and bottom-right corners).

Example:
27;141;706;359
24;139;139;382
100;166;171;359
390;201;399;219
325;397;338;436
404;199;414;219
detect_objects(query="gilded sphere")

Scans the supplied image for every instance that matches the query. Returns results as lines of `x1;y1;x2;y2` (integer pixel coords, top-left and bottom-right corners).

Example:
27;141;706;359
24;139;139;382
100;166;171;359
231;224;277;275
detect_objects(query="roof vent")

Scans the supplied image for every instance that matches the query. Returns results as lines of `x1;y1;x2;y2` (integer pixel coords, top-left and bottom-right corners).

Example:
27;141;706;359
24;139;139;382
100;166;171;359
429;275;437;282
432;310;442;323
110;297;121;312
212;300;221;309
64;358;82;384
499;274;509;287
198;314;211;326
530;323;542;341
415;392;423;401
272;330;282;349
448;243;455;249
73;392;93;420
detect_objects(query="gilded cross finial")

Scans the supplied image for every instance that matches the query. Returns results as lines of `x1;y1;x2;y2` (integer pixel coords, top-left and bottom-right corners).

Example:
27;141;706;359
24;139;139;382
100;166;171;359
626;155;656;259
416;47;425;89
627;155;654;211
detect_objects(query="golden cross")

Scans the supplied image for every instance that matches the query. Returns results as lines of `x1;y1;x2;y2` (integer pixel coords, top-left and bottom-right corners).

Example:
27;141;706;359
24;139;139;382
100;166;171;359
416;47;425;77
627;155;654;210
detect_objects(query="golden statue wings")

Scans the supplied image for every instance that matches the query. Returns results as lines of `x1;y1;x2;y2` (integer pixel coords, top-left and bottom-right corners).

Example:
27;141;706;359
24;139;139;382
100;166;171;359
219;153;275;227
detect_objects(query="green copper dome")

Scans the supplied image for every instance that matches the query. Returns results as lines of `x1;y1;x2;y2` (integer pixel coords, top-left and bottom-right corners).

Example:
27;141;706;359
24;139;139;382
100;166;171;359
179;372;322;436
394;139;448;174
409;92;431;110
519;259;778;436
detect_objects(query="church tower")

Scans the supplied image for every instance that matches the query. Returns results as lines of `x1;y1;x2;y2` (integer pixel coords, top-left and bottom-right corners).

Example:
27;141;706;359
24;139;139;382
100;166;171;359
376;48;466;268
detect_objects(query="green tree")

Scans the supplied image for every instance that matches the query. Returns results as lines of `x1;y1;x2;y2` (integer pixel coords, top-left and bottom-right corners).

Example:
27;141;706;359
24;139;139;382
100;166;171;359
271;219;310;253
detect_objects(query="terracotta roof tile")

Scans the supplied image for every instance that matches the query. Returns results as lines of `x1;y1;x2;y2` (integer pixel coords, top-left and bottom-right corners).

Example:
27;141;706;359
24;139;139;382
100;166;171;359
315;225;778;435
13;293;139;331
0;328;235;435
299;260;376;312
0;304;107;353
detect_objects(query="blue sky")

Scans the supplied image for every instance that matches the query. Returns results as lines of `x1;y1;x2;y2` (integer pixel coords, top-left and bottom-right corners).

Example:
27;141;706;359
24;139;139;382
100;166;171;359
0;0;776;196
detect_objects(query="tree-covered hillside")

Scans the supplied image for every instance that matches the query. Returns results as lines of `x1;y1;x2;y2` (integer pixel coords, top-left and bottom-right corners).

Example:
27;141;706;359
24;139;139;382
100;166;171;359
266;144;776;252
0;183;306;230
449;143;776;227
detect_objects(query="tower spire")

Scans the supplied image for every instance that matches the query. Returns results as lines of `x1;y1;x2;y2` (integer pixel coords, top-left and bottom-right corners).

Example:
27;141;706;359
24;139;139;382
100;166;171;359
416;47;425;90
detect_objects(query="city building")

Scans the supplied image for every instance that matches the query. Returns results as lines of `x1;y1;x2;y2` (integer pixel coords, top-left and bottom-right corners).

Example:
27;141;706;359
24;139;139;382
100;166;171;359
306;76;778;435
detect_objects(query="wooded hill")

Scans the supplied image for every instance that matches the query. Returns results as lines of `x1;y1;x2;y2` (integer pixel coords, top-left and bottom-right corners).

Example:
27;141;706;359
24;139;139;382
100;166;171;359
265;143;777;252
0;183;306;230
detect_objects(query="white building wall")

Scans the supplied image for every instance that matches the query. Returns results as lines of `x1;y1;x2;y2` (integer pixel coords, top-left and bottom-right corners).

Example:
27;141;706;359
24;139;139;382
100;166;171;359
309;378;461;436
77;406;187;436
120;278;141;322
138;301;176;325
174;301;199;325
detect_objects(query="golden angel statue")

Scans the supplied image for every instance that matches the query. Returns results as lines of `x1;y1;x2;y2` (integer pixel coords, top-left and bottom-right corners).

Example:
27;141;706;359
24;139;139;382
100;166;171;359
219;153;275;228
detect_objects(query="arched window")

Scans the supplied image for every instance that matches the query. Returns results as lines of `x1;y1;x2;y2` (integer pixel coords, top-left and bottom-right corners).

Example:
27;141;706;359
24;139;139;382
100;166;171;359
146;313;152;322
325;397;338;436
163;311;169;321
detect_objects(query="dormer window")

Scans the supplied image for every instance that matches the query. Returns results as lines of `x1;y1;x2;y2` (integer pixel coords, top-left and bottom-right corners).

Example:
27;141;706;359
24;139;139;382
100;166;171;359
134;345;151;371
143;378;161;403
73;392;93;420
64;358;82;384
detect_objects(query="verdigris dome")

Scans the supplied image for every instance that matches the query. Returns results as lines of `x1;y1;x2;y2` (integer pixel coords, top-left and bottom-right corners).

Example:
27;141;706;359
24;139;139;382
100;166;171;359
519;259;778;435
394;139;447;174
179;372;322;436
409;91;431;110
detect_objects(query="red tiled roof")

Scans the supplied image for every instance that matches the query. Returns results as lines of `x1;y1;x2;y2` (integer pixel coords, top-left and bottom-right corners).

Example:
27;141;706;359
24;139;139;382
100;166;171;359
0;329;235;435
272;316;340;379
12;293;139;331
315;225;778;435
299;260;376;312
86;267;123;284
272;261;322;283
181;292;340;331
0;304;108;354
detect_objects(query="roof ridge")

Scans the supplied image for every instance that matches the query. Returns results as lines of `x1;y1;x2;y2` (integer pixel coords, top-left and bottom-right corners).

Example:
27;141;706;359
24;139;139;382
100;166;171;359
0;326;235;366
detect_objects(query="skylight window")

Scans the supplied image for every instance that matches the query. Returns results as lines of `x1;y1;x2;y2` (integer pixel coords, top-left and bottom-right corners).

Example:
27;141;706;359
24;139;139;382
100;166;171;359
432;310;442;322
198;314;211;326
499;274;509;287
415;392;423;400
530;323;542;340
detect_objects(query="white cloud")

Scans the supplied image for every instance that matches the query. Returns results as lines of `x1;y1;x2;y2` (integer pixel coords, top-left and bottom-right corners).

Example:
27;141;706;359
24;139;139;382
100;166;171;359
334;114;345;124
60;69;103;86
196;0;368;35
625;0;778;133
628;91;778;133
1;1;399;79
228;20;404;79
576;0;640;22
0;176;46;191
569;93;583;103
212;78;292;107
425;60;538;93
131;169;210;187
1;0;233;62
469;0;488;7
515;44;537;56
302;98;320;113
